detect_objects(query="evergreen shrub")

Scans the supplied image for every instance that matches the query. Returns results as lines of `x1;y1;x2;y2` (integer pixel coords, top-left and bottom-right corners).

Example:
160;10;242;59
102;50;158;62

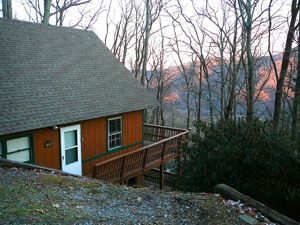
178;119;300;221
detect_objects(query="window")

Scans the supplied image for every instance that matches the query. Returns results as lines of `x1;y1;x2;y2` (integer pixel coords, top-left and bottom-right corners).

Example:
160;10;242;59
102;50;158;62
0;142;2;157
64;130;78;165
0;135;33;163
108;117;122;150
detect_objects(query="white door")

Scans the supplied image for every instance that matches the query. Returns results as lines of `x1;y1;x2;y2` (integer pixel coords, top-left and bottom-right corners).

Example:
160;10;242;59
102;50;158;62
60;124;82;175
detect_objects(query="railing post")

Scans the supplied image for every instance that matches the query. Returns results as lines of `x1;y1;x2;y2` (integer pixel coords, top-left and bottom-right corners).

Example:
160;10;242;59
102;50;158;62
176;135;184;177
176;135;183;155
161;141;166;161
159;164;164;189
120;157;126;184
159;127;166;141
142;148;149;171
92;165;96;179
160;142;167;189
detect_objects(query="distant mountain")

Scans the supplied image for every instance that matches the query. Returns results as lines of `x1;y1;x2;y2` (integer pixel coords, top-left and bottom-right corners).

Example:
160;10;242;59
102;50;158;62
149;51;297;121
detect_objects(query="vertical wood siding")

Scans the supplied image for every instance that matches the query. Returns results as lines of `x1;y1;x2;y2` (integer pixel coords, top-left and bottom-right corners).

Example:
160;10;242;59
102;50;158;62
81;111;143;176
34;128;60;170
33;110;143;176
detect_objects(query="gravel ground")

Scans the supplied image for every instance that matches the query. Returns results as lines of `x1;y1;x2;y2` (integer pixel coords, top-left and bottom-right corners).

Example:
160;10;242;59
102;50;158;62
0;167;276;225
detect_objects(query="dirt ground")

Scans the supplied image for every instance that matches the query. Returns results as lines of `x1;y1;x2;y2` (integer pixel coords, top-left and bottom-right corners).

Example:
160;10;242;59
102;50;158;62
0;166;276;225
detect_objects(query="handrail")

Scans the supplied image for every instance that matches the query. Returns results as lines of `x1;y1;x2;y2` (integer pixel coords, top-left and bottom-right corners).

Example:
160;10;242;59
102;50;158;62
144;123;187;132
92;124;189;184
93;130;189;167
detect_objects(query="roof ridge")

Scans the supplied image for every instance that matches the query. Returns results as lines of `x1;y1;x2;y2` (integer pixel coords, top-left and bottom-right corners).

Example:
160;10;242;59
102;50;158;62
0;18;95;35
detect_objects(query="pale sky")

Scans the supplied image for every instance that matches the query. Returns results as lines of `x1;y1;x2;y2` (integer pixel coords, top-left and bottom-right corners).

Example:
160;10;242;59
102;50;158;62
3;0;294;69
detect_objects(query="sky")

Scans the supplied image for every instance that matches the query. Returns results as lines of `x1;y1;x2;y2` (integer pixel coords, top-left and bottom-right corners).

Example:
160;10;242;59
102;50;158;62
2;0;295;69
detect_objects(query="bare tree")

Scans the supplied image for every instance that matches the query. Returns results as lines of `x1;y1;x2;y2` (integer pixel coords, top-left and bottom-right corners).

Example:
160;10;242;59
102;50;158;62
42;0;51;24
141;0;163;86
273;0;300;126
195;0;244;121
168;1;209;124
109;0;136;64
2;0;12;19
238;0;256;122
223;0;243;121
292;24;300;154
146;18;175;126
21;0;105;29
141;0;151;86
170;20;196;129
130;0;146;79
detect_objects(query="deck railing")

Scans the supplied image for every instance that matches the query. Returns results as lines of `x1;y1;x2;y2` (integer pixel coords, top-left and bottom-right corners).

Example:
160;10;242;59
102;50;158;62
144;123;187;142
144;168;178;188
92;124;188;184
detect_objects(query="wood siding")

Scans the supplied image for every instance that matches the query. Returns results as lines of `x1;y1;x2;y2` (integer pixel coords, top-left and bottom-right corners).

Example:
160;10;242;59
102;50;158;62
33;110;143;176
34;128;60;170
82;111;143;176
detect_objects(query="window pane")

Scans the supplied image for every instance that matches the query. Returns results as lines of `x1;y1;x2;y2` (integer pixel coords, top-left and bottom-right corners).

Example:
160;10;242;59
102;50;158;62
116;134;121;146
7;150;30;162
116;120;121;132
109;133;121;149
109;118;121;133
0;143;2;156
66;147;78;165
109;139;114;149
7;137;29;153
65;131;77;148
109;120;115;133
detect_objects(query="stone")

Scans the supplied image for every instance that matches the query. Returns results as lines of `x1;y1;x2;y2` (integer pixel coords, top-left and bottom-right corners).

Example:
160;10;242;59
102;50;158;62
239;214;258;225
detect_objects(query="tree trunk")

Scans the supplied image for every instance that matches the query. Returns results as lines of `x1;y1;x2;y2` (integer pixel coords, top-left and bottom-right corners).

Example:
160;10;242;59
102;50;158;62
141;0;150;86
245;21;254;122
214;184;300;225
197;64;203;122
202;61;213;125
292;19;300;154
186;89;190;129
42;0;51;24
220;32;225;120
224;5;239;121
2;0;12;19
273;0;299;126
238;0;255;122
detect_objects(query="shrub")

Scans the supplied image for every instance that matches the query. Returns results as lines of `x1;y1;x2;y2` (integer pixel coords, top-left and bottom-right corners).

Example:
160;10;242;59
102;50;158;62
178;119;300;221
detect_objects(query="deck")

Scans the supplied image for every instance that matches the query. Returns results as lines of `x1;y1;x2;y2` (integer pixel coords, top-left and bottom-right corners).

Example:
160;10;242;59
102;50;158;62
92;124;189;187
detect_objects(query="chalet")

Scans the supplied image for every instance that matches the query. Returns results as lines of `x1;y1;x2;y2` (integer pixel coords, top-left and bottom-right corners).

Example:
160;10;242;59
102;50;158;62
0;19;188;186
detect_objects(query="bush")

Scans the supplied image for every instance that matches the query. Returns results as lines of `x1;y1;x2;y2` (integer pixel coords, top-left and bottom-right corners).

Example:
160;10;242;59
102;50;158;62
178;119;300;221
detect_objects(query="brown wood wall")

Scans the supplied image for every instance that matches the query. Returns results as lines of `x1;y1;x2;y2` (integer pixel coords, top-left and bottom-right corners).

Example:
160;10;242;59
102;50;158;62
81;111;143;176
34;128;60;170
33;110;143;176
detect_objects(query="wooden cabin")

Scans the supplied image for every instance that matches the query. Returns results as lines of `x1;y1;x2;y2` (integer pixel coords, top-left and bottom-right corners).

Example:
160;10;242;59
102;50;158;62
0;19;188;185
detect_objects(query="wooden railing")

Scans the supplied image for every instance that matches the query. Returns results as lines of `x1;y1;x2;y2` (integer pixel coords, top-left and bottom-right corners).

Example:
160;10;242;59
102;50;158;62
144;123;187;142
92;124;188;184
144;168;178;188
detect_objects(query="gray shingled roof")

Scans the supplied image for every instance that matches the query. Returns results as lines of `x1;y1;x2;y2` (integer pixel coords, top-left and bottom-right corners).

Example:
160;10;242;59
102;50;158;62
0;19;157;136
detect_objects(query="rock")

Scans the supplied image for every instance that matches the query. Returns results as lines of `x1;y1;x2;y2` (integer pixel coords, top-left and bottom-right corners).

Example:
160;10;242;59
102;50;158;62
239;214;259;225
214;184;299;225
36;209;46;214
52;203;60;208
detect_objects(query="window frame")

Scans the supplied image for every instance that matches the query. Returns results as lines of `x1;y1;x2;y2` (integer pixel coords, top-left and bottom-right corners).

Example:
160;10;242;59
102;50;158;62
64;130;79;165
107;116;122;151
0;141;3;158
0;134;34;164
